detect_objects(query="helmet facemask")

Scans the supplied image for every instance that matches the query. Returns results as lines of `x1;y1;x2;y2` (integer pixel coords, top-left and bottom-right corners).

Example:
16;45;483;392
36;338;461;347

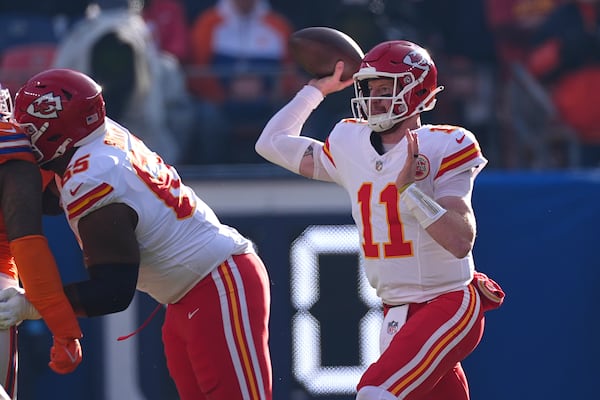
0;85;12;122
352;69;443;132
19;121;72;165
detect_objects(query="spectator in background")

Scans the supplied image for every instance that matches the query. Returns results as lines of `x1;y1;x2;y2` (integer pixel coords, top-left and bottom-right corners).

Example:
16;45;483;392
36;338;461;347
526;0;600;167
180;0;216;24
485;0;563;168
142;0;190;63
417;0;500;168
52;0;195;165
486;0;562;79
268;0;337;31
0;1;89;96
187;0;300;164
0;0;88;15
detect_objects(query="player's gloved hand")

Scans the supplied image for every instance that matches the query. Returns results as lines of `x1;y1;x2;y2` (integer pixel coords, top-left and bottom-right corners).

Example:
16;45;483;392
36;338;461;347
49;336;82;374
0;286;41;329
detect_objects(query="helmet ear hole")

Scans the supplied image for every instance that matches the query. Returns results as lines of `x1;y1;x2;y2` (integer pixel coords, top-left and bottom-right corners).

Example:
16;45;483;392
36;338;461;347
47;134;62;143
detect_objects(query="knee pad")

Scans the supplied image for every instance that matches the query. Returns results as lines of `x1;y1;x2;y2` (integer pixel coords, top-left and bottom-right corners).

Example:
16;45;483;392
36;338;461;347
356;385;397;400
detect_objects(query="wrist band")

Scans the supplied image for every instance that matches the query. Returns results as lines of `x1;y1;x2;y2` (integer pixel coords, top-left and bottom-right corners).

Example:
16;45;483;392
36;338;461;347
400;184;447;228
397;182;412;193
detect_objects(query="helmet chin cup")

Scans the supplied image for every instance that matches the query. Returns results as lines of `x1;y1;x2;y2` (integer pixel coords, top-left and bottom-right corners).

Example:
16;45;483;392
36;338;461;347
368;114;396;132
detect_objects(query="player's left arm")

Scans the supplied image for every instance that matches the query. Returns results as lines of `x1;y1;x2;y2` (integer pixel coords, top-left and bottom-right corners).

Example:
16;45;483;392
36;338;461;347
426;193;476;259
0;159;83;374
397;128;481;258
0;161;81;328
399;166;477;259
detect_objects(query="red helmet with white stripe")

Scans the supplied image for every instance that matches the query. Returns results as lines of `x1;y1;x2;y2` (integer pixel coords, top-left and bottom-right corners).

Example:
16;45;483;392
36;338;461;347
13;68;106;165
351;40;444;132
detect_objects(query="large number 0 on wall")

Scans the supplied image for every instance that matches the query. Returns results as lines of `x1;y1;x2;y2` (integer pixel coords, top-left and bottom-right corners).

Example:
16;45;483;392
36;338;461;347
290;225;382;395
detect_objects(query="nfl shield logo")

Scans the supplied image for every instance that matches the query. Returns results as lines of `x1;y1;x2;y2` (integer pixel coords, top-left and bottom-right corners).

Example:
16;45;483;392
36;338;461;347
387;320;399;335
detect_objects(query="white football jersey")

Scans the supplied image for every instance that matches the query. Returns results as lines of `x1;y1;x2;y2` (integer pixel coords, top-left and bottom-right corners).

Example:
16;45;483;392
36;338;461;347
319;119;488;304
57;118;254;304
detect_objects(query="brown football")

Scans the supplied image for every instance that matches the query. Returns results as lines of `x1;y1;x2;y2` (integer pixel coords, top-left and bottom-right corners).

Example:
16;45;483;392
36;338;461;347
289;27;365;81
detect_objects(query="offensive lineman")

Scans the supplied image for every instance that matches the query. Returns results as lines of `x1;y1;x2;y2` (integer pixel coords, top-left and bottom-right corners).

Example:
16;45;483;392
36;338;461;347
255;40;504;399
0;69;272;400
0;85;83;398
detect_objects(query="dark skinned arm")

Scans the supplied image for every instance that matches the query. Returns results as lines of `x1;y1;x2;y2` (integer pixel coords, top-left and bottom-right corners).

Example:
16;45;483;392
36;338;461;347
42;177;63;216
63;203;140;317
0;159;82;338
0;160;43;240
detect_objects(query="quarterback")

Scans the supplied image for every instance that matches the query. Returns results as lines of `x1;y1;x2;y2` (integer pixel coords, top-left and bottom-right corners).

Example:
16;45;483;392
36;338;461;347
255;40;504;399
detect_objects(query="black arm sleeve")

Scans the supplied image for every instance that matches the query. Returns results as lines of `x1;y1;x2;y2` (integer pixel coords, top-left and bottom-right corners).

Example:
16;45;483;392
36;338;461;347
63;263;139;317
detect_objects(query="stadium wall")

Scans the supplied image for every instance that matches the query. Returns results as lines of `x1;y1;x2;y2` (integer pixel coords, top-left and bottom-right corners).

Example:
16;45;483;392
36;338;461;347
17;170;600;400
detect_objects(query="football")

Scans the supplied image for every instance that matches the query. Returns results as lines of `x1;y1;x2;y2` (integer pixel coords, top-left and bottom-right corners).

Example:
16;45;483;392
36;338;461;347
289;27;364;81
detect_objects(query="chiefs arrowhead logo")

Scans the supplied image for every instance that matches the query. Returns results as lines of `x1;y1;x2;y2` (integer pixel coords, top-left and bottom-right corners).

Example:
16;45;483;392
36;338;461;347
403;50;430;72
27;92;63;119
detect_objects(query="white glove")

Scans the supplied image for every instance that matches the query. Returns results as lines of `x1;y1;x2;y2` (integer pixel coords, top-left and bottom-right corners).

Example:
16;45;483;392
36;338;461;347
0;286;41;329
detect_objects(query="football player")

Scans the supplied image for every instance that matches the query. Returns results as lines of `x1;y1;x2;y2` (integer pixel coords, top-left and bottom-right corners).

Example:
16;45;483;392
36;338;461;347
255;40;504;399
0;84;83;399
0;69;272;400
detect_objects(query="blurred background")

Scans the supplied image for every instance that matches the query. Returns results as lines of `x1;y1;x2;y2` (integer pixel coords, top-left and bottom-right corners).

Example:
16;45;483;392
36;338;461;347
1;0;599;399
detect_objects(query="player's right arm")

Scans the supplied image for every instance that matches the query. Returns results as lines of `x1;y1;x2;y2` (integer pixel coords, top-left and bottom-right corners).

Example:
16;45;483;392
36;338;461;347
62;202;140;318
255;84;325;179
255;61;352;180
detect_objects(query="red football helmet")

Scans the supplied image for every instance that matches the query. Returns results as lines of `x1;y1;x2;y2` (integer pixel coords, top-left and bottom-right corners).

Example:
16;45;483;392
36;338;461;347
13;68;106;165
351;40;444;132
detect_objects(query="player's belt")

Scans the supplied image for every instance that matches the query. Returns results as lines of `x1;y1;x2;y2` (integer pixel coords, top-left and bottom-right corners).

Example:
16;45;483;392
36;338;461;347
383;303;407;311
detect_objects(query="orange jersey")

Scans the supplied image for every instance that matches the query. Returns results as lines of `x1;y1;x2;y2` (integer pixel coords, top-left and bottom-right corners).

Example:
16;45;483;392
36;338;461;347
0;121;37;280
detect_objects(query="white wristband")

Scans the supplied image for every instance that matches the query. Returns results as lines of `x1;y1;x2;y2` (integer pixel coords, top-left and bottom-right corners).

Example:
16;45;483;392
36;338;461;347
400;184;447;228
